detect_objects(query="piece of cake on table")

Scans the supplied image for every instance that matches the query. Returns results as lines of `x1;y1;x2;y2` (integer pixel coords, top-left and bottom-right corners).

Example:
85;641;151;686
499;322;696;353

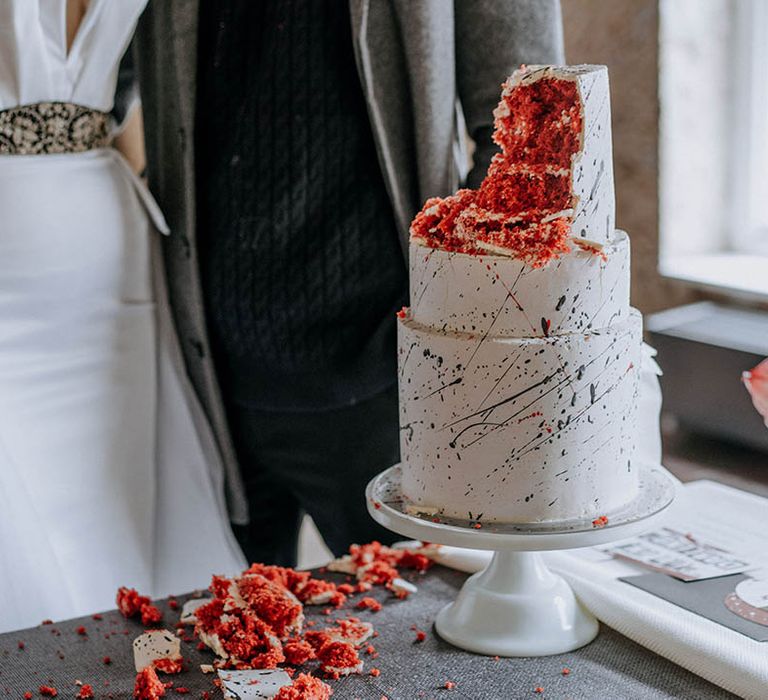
399;65;642;524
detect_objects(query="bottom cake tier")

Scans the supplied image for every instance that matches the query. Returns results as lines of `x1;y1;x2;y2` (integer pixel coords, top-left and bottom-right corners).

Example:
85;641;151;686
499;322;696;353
397;310;643;523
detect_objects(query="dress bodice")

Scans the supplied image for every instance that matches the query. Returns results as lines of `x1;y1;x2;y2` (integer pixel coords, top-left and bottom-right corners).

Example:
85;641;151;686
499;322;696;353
0;0;147;111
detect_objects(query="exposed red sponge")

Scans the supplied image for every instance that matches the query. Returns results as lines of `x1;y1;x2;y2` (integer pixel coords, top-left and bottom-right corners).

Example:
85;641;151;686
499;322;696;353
355;597;382;612
317;641;363;678
492;76;582;168
140;604;163;627
283;639;316;666
273;673;333;700
409;189;479;253
409;72;584;266
237;573;304;638
133;667;166;700
152;657;183;675
117;587;150;619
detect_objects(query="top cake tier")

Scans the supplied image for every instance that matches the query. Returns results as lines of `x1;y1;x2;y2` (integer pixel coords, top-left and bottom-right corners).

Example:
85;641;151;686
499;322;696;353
410;64;615;265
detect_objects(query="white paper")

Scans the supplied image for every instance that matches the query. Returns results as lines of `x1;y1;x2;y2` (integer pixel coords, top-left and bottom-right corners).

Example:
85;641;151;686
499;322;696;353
603;527;752;581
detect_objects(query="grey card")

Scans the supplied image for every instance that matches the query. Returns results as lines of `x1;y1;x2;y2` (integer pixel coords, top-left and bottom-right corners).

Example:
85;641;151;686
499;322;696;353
620;573;768;642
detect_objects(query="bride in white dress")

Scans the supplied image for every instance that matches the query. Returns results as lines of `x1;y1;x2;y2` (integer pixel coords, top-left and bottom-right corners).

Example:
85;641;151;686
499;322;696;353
0;0;246;633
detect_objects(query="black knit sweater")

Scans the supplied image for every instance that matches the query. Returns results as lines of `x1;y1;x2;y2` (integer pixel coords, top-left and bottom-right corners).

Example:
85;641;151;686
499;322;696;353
196;0;407;411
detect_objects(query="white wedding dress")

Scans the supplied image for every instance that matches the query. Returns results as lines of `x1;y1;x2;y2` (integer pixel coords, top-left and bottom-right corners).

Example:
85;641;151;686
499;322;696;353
0;0;245;633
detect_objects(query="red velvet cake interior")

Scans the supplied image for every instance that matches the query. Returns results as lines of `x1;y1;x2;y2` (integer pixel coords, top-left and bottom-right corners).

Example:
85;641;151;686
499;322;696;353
409;71;584;267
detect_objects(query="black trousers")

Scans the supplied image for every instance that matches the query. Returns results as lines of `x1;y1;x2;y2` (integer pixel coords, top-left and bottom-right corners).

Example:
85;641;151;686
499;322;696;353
228;384;400;567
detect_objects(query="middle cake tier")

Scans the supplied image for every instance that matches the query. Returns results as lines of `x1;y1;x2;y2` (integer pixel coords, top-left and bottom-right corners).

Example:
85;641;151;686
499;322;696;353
398;309;643;523
409;231;630;338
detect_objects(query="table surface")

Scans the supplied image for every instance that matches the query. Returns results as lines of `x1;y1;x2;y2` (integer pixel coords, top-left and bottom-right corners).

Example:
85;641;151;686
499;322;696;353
0;566;736;700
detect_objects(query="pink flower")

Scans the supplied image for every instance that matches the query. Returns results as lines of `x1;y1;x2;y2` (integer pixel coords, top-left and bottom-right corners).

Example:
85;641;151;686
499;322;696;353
743;358;768;427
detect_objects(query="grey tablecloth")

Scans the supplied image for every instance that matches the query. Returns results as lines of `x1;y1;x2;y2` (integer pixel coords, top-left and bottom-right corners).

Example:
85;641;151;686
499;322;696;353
0;566;736;699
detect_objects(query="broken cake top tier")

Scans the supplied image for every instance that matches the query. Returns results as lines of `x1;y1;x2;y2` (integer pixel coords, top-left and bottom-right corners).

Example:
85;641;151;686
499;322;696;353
410;64;615;267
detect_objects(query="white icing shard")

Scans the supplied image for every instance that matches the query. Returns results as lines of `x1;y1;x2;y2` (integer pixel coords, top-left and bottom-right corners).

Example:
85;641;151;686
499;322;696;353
391;578;418;597
132;629;182;673
217;669;292;700
179;597;209;625
325;620;374;646
327;555;358;575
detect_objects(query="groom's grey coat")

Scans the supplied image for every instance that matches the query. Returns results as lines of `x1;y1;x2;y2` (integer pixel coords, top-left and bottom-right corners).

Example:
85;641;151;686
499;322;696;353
132;0;564;524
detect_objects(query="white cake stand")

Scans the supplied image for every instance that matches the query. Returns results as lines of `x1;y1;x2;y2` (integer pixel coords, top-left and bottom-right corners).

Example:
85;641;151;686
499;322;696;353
366;464;676;657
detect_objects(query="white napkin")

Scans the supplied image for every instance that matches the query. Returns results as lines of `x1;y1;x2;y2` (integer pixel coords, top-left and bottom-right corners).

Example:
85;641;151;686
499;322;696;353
638;342;663;466
411;481;768;700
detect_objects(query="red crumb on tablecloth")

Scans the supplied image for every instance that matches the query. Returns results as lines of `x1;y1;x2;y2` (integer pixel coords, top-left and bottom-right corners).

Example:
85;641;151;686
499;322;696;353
283;639;316;666
317;640;362;678
296;578;346;608
133;668;166;700
237;573;304;638
243;563;312;596
365;644;376;656
76;685;94;699
201;693;210;700
76;626;87;636
92;614;103;621
355;597;382;612
140;604;163;627
168;599;180;611
17;641;24;649
534;687;544;694
591;515;609;528
413;629;426;643
397;550;432;573
102;656;111;665
41;620;53;625
195;597;285;669
370;668;381;677
38;687;57;697
359;561;398;586
561;667;571;676
153;658;183;675
117;587;151;619
444;681;456;690
173;689;189;695
273;673;333;700
23;693;33;699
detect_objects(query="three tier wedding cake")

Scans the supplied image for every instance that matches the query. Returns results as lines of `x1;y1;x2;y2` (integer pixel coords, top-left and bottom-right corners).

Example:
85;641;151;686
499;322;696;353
398;65;641;524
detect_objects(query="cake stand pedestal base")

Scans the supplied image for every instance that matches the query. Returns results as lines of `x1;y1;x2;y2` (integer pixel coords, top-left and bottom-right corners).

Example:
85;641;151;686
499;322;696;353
366;463;676;657
435;550;598;656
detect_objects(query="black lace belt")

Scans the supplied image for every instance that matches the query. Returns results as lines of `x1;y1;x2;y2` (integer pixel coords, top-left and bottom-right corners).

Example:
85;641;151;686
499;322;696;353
0;102;111;155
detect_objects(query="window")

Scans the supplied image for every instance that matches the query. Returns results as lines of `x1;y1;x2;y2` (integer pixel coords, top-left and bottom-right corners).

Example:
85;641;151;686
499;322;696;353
659;0;768;299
